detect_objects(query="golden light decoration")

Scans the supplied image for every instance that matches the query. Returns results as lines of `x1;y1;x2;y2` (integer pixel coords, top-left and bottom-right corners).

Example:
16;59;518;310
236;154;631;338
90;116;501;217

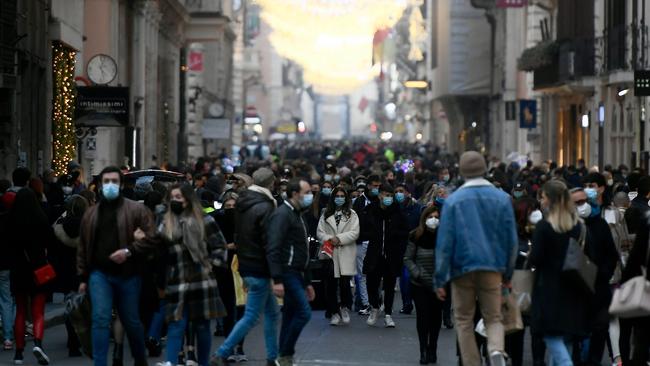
52;42;77;176
255;0;408;94
408;0;427;61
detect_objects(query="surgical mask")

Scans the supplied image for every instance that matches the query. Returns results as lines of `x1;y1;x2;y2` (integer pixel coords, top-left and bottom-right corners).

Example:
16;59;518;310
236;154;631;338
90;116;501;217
585;188;598;202
442;175;450;182
334;197;346;207
102;183;120;201
513;191;524;199
322;188;332;196
170;200;184;215
528;210;543;225
334;174;341;182
301;193;314;208
62;186;73;195
382;196;394;207
577;202;592;218
370;188;379;196
629;191;638;201
395;192;406;203
224;184;234;192
425;217;439;230
607;179;614;186
324;174;333;182
281;192;288;200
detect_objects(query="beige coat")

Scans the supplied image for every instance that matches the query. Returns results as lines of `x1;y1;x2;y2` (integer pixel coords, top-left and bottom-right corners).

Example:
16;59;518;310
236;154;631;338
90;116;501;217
316;210;360;277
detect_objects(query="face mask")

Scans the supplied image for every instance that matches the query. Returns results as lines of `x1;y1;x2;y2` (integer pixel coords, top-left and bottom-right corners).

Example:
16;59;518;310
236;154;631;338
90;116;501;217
513;191;524;199
334;175;341;182
584;188;598;202
528;210;543;225
62;186;73;195
301;193;314;208
607;179;614;186
576;202;592;218
370;188;379;196
395;192;406;203
442;175;450;182
629;191;638;201
170;200;184;215
281;192;288;200
224;184;233;192
322;188;332;196
324;174;333;182
382;196;394;207
425;217;439;230
334;197;346;207
102;183;120;201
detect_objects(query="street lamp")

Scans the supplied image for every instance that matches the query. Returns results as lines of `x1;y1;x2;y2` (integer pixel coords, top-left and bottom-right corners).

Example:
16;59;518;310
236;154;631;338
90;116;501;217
618;88;630;97
403;80;429;89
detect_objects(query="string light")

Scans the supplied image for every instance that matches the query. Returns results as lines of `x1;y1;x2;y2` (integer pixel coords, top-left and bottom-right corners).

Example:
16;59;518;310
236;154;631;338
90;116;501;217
255;0;408;94
52;42;77;176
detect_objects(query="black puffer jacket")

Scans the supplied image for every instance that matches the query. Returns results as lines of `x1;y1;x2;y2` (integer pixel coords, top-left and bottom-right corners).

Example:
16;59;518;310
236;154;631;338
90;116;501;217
362;201;409;276
234;188;276;278
403;229;436;291
267;201;311;284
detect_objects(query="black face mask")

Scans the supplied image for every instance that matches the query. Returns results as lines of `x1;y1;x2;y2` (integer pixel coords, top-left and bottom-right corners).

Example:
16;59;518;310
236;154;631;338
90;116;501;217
170;200;184;215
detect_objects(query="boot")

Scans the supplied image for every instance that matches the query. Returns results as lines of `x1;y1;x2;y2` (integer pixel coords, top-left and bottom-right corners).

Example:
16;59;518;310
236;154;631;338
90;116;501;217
427;346;437;364
419;346;428;365
112;343;124;366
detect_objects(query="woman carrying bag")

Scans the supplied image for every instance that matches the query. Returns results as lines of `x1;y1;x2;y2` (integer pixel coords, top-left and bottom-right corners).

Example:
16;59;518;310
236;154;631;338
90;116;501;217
403;205;442;365
316;187;360;326
157;184;226;366
529;181;590;366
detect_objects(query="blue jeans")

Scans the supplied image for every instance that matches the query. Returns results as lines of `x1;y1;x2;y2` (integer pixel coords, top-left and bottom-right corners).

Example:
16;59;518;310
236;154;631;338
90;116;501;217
217;276;279;361
354;242;369;307
89;271;146;366
400;266;412;309
0;270;14;341
544;336;574;366
147;300;167;341
279;272;312;357
166;308;211;366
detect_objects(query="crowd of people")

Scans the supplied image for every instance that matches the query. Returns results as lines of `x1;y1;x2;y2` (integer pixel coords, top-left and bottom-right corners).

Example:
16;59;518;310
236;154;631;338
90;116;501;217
0;140;648;366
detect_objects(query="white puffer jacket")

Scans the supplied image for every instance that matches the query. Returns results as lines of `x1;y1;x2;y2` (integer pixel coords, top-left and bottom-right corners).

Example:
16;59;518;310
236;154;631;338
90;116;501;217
316;210;360;277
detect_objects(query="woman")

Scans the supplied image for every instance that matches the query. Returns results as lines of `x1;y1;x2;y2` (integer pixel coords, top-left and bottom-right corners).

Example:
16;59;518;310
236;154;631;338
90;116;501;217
316;187;360;326
7;188;53;365
529;180;590;366
403;205;442;365
157;184;226;366
52;195;89;357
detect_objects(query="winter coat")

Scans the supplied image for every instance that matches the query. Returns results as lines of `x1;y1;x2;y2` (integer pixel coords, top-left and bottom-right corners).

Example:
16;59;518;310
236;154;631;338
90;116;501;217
316;210;360;277
78;197;158;281
625;196;650;235
622;215;650;283
403;230;436;291
233;186;276;278
52;213;83;292
529;221;590;337
361;201;409;276
434;178;518;288
583;215;618;307
267;201;311;283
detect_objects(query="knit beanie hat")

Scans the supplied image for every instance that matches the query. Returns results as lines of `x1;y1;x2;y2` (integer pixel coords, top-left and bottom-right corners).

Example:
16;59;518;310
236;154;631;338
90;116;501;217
459;151;487;179
253;168;276;189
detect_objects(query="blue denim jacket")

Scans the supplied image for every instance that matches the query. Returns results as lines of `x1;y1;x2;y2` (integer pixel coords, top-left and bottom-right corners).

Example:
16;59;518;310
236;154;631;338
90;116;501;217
434;179;518;289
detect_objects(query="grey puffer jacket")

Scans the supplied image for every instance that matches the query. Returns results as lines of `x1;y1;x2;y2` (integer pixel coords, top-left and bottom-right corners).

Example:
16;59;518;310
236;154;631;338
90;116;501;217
404;229;437;291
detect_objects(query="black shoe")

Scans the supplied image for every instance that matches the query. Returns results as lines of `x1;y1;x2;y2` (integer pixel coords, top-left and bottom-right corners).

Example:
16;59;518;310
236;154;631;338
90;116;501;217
427;349;437;364
400;305;413;315
443;318;454;329
68;348;82;357
266;360;280;366
112;358;123;366
14;349;24;365
33;346;50;365
145;337;161;357
419;347;428;365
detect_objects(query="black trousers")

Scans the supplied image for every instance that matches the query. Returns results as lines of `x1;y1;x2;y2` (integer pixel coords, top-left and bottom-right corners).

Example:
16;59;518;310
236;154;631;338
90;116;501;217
367;258;397;315
324;261;352;315
631;316;650;366
412;285;442;354
586;304;610;365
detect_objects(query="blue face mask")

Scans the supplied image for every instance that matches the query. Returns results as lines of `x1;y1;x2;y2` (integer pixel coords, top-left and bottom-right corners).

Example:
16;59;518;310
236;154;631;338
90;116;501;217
301;193;314;208
370;188;379;196
334;197;346;207
102;183;120;201
395;192;406;203
584;187;598;202
322;187;332;196
382;196;394;207
513;191;524;199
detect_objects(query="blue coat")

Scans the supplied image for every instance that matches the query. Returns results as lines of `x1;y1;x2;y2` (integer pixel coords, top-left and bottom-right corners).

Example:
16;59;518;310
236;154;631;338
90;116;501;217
434;179;518;289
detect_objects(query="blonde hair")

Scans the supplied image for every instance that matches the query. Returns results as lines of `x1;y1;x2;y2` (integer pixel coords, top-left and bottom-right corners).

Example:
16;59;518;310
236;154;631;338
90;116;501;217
542;180;579;233
163;184;205;242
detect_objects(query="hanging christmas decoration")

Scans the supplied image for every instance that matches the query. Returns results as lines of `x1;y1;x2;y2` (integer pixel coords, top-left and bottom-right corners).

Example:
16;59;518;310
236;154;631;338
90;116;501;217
408;0;427;61
255;0;408;94
52;41;77;176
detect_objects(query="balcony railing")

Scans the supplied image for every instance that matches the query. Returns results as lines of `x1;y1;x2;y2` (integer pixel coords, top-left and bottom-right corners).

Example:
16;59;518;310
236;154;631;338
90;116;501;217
600;24;649;74
531;38;596;89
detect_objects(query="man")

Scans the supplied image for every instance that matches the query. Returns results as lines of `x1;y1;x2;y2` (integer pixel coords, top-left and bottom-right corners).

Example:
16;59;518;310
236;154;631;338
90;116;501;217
570;188;618;366
77;166;158;366
362;183;409;328
395;183;422;314
511;182;528;200
434;151;518;366
267;178;315;366
8;167;31;193
212;168;280;366
625;176;650;235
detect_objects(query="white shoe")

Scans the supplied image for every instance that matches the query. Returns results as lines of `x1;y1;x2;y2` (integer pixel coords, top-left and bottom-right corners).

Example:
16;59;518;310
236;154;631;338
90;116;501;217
340;307;351;324
156;362;173;366
489;351;507;366
384;314;395;328
366;308;379;326
330;313;342;326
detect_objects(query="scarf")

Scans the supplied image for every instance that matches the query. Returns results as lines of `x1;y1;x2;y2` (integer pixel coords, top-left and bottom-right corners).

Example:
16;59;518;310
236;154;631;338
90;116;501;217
166;214;211;268
248;185;278;207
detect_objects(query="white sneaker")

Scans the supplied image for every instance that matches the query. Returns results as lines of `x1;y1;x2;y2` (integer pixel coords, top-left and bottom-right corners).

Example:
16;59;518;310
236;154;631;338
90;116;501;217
384;314;395;328
366;308;379;326
340;307;351;324
330;313;342;326
489;351;507;366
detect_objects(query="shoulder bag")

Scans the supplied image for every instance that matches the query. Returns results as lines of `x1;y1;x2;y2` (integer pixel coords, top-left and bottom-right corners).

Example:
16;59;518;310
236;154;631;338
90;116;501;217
562;223;598;294
609;238;650;318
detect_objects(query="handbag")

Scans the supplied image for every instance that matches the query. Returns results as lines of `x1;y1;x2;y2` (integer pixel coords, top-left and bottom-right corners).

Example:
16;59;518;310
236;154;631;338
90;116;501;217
318;240;334;260
65;293;92;358
609;239;650;318
24;250;57;286
511;268;534;314
502;290;524;334
562;223;598;294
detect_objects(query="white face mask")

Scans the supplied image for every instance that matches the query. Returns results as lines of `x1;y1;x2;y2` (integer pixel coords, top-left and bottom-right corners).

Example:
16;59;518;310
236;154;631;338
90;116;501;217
425;217;439;230
629;192;638;201
528;210;543;225
577;202;592;218
607;179;614;186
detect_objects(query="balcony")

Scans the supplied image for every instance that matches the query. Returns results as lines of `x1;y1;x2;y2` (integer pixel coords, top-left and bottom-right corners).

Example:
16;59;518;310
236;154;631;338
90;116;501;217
600;24;649;74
